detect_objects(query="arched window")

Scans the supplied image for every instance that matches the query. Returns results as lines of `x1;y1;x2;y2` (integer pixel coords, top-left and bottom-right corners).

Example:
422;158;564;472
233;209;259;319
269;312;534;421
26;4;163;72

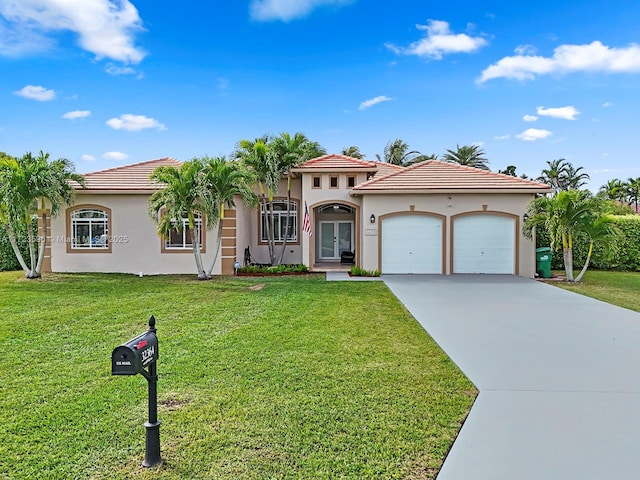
68;207;110;251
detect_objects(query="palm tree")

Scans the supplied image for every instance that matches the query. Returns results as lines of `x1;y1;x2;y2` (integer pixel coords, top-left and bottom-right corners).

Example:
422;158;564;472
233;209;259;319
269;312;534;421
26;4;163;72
237;132;324;265
443;144;490;170
379;139;426;166
201;156;257;277
625;177;640;212
341;146;365;159
536;159;589;193
598;179;626;202
564;164;590;190
0;151;85;278
523;190;617;282
536;159;569;193
271;132;320;263
149;159;212;279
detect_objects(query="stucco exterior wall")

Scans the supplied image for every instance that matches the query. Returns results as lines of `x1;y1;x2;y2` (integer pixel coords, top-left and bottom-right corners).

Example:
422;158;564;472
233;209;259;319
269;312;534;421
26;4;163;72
245;177;303;265
50;193;223;275
358;193;538;278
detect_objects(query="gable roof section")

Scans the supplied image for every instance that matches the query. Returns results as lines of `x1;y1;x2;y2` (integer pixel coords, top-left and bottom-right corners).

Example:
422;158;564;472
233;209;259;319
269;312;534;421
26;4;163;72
78;158;181;192
293;154;378;173
352;160;552;194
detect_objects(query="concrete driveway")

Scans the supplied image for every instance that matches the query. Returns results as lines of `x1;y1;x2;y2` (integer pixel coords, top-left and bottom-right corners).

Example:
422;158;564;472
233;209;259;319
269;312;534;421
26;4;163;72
382;275;640;480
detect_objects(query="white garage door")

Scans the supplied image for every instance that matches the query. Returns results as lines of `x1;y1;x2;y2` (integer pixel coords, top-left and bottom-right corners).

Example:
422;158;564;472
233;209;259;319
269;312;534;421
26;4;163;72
382;215;443;274
453;214;516;274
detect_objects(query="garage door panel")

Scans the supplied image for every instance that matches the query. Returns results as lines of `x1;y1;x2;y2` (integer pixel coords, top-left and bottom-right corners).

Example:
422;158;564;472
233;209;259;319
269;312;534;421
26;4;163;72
382;215;443;274
453;215;515;274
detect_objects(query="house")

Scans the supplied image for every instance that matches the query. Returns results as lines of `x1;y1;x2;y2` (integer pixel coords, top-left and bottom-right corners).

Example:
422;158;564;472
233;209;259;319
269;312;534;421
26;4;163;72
45;154;551;277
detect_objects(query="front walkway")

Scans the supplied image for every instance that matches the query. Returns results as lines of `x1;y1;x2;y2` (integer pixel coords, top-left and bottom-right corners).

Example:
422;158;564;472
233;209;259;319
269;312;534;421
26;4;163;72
382;275;640;480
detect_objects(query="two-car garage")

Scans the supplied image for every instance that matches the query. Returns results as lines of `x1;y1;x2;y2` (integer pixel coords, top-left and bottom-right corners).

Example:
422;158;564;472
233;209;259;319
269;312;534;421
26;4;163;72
381;213;517;275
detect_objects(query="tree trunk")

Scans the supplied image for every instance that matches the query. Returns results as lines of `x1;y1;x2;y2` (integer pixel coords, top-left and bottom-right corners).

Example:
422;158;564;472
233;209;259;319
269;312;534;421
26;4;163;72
574;242;593;282
205;214;224;278
3;224;30;275
25;218;38;278
267;196;276;265
277;182;292;265
34;211;47;277
190;226;206;280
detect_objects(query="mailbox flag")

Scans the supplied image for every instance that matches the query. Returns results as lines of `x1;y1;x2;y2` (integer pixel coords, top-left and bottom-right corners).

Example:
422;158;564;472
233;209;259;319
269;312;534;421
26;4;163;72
302;201;312;236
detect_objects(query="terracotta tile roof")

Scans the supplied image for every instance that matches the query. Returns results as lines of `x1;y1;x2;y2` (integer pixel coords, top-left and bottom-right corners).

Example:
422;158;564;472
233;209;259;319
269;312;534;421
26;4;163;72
293;154;378;172
371;161;405;178
352;160;552;194
77;158;181;192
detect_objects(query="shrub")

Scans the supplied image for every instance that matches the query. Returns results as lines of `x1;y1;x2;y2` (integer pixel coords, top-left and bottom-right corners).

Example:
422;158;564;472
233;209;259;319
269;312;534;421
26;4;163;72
236;264;309;274
350;265;381;277
0;227;30;272
536;214;640;271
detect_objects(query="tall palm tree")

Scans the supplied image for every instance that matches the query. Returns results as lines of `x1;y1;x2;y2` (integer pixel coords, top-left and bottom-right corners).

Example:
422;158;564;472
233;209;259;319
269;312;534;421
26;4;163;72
523;190;617;281
443;144;490;170
536;159;570;193
0;151;85;278
201;156;257;277
271;132;320;264
564;164;590;190
380;139;426;166
625;177;640;212
149;159;212;279
536;159;589;193
598;179;626;202
341;146;365;159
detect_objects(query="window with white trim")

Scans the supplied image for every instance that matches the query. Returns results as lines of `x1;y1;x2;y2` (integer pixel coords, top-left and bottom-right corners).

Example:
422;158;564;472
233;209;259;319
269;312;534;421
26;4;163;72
260;201;297;242
70;208;109;249
164;212;203;250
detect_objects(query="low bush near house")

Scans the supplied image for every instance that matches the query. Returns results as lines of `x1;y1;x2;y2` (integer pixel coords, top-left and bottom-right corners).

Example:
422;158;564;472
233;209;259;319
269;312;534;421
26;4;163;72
237;263;309;274
350;265;381;277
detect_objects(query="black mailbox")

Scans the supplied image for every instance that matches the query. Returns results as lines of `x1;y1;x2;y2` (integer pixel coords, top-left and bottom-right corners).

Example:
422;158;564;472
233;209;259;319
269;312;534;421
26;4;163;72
112;331;158;375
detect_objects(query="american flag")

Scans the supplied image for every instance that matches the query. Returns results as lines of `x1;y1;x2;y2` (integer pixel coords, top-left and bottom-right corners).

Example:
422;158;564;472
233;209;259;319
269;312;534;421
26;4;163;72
302;201;312;236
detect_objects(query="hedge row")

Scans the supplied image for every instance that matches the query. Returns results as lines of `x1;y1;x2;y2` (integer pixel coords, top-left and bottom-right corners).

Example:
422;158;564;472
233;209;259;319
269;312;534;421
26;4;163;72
0;227;33;272
536;215;640;271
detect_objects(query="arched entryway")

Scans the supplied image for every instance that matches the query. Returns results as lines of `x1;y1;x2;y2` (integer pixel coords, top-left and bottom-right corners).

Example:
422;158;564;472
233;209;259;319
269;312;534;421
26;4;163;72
311;202;358;268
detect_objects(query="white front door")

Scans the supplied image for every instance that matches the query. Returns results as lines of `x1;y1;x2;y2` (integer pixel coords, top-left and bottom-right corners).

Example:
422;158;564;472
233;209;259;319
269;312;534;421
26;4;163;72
319;221;353;260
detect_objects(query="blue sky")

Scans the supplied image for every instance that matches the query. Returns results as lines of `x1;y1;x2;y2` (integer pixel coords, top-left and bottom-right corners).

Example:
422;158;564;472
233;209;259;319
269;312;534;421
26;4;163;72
2;0;640;190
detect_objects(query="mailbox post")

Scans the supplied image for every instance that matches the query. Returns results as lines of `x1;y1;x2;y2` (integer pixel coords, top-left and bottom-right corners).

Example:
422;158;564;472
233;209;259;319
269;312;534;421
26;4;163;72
111;315;161;467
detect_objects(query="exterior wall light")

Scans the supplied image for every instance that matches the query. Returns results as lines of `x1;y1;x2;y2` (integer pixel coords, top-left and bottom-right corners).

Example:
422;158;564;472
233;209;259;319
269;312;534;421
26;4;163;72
370;214;376;224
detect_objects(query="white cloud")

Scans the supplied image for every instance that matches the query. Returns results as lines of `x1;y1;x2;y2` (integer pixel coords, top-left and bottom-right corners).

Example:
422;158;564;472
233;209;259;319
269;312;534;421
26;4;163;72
0;0;146;63
359;95;393;111
62;110;91;120
479;41;640;82
514;44;537;56
385;19;487;60
249;0;350;22
106;114;166;132
105;64;139;76
81;154;95;162
537;105;580;120
14;85;56;101
494;134;510;140
523;114;538;122
102;151;128;161
516;128;552;141
602;101;614;108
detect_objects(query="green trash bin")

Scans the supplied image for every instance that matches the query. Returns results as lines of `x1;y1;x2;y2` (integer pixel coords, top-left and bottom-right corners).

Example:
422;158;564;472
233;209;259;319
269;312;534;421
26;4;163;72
535;247;553;278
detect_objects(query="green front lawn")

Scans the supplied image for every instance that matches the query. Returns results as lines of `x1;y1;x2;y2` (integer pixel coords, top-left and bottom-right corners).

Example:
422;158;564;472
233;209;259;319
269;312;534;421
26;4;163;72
0;272;475;480
550;270;640;312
